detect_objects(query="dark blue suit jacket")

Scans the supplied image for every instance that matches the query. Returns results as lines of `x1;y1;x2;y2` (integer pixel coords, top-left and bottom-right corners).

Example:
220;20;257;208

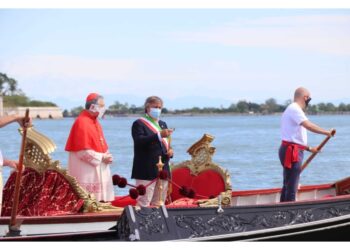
131;118;170;180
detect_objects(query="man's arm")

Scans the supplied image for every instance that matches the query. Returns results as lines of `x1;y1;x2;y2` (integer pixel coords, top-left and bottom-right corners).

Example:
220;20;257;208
132;120;159;146
3;159;18;169
160;121;174;158
76;150;104;167
0;115;19;128
301;120;332;136
0;114;32;128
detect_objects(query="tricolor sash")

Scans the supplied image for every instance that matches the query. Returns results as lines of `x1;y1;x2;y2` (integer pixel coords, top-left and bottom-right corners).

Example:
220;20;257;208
139;116;170;152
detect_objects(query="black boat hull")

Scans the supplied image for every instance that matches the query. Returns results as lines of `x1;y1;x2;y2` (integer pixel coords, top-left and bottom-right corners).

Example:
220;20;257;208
2;195;350;241
115;196;350;241
191;213;350;241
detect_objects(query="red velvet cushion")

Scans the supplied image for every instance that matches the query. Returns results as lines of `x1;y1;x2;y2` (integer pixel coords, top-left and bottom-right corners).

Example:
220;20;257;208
166;198;199;208
1;168;84;216
170;167;226;201
111;196;137;207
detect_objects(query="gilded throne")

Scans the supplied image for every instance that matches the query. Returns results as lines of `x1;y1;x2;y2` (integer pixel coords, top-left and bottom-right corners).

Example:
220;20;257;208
168;134;232;207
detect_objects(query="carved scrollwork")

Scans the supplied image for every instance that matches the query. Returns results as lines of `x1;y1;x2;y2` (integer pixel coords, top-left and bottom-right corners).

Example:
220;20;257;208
135;208;167;235
175;216;212;238
186;134;216;172
173;204;350;238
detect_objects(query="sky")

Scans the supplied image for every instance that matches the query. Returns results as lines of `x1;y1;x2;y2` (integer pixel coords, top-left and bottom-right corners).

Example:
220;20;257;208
0;5;350;110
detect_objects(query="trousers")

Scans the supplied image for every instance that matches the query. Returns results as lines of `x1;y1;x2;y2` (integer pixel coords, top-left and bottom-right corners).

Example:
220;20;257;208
279;144;304;202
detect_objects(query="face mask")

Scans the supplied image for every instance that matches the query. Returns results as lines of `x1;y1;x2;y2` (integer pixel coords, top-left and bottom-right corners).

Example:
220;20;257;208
149;108;161;120
305;97;312;108
90;104;106;119
97;106;106;119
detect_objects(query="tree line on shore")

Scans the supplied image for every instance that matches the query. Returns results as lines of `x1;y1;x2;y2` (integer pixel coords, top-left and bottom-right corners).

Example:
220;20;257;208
2;72;350;116
63;98;350;117
0;73;57;107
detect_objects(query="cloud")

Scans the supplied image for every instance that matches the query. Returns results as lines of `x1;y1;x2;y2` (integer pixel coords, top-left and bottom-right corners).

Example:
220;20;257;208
1;52;345;104
1;54;249;109
172;14;350;56
1;54;245;100
3;55;140;81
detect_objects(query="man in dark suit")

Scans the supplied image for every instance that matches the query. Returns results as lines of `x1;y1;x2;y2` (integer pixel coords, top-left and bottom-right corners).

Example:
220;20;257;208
131;96;174;207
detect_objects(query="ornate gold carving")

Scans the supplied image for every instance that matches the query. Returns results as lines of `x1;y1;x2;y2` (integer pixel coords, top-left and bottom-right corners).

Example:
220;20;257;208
197;190;232;207
187;134;215;170
172;134;232;207
18;127;122;213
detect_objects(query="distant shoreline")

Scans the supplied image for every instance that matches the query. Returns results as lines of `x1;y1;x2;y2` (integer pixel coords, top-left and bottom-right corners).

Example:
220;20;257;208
91;111;350;118
60;111;350;119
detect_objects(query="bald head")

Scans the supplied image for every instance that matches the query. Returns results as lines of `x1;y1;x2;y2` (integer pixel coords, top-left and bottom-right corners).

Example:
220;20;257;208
294;87;311;109
294;87;310;100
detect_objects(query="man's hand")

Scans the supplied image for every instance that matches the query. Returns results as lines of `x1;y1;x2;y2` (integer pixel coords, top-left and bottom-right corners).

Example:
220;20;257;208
3;159;22;170
102;153;113;164
327;129;336;137
16;115;32;128
160;129;173;138
309;147;319;154
167;148;174;158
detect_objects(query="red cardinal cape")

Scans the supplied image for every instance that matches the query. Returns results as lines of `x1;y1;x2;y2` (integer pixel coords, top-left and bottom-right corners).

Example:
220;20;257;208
65;110;108;153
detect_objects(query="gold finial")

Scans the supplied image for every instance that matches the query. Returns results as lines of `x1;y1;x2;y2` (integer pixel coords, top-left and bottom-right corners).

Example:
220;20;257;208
156;155;164;171
156;155;164;206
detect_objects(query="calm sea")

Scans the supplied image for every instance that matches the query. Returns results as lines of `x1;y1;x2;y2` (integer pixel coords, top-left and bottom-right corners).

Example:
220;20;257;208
1;115;349;195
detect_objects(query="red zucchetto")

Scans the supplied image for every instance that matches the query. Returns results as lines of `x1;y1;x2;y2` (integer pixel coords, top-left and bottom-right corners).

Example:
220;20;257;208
86;93;100;102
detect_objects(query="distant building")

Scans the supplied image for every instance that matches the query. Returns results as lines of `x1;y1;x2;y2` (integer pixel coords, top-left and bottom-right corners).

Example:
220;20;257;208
0;96;63;119
3;107;63;119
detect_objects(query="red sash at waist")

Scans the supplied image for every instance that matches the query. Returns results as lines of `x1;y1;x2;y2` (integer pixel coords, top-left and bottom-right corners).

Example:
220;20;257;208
281;141;307;169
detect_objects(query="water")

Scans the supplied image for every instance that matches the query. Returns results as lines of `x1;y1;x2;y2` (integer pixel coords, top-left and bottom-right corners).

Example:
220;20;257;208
1;115;349;196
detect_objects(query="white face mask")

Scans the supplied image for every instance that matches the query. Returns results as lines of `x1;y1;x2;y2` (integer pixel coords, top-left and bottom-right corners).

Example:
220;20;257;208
90;104;106;119
149;108;161;120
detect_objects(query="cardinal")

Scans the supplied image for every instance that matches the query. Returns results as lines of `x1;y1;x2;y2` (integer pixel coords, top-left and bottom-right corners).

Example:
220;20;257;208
65;93;114;202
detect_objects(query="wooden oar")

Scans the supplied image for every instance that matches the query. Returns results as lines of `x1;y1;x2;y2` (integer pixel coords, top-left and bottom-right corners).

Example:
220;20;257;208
301;129;336;172
7;108;30;236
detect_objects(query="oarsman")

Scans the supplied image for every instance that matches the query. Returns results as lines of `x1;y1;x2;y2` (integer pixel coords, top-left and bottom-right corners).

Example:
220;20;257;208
131;96;174;207
279;87;334;202
0;114;31;214
65;93;114;202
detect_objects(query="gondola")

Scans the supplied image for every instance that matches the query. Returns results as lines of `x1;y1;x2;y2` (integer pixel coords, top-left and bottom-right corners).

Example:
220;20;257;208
1;129;349;241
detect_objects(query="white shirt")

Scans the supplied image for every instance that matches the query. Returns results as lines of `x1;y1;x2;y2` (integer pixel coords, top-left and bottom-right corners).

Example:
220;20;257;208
281;102;308;146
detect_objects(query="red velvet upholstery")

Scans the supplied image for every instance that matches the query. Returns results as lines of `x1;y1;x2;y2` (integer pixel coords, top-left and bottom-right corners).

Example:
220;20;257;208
170;167;226;201
1;168;84;216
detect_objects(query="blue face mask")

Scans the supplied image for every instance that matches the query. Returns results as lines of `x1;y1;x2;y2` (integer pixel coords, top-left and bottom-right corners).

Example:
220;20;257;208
149;108;162;120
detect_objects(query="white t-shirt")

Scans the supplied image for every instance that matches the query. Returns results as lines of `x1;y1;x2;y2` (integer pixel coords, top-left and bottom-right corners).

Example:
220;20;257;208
281;102;308;146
